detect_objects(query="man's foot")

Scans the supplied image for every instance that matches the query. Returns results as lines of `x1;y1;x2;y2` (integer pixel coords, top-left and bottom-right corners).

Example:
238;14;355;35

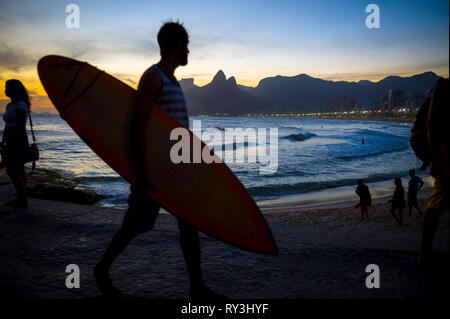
93;264;123;297
189;285;228;301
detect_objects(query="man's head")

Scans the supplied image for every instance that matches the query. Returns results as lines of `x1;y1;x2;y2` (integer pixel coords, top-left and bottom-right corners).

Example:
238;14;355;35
357;179;364;186
409;169;415;177
157;21;189;66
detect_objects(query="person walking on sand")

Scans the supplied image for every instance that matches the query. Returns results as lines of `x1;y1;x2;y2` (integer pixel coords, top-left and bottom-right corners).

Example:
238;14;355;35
407;169;424;216
93;21;227;300
356;179;371;221
1;79;30;208
389;178;406;225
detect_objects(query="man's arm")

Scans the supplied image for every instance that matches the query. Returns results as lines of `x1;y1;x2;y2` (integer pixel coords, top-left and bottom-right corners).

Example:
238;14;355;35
418;178;424;191
132;68;162;190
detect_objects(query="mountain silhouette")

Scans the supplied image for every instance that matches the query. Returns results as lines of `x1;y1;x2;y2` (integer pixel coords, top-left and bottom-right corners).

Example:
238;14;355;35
179;78;198;92
183;70;266;115
182;71;441;115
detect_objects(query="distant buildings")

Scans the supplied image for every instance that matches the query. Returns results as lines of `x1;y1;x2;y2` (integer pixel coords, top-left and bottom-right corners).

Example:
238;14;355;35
388;89;405;111
371;89;427;113
378;95;389;111
406;92;425;111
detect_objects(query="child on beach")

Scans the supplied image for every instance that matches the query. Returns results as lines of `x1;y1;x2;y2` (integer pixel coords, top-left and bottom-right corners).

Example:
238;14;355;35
389;178;406;225
407;169;424;216
355;179;371;221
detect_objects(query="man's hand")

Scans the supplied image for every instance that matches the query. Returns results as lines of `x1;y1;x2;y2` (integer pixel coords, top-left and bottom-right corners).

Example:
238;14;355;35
418;180;425;192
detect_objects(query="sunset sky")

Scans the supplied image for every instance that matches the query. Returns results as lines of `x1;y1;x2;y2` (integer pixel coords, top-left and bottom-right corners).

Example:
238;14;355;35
0;0;448;111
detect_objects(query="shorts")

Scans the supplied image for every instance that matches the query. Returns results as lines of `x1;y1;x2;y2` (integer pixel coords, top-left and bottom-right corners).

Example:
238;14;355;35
121;186;197;235
122;187;161;234
427;179;448;210
407;194;418;207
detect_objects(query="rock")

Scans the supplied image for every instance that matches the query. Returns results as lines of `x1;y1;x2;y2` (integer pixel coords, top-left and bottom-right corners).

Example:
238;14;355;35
25;168;104;205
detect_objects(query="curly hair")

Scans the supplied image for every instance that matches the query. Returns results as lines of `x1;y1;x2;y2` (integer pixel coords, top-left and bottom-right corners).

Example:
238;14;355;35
157;20;188;58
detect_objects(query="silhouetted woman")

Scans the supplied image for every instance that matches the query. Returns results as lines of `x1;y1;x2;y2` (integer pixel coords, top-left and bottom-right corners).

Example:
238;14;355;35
1;79;30;208
356;179;371;221
389;178;405;225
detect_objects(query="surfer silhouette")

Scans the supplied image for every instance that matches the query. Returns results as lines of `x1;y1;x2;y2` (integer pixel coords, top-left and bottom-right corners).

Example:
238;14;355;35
94;21;227;300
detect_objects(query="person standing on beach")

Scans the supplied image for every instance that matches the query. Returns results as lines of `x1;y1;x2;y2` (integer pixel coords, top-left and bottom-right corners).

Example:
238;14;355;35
388;178;405;225
420;78;449;270
93;21;227;300
1;79;30;208
407;169;424;216
356;179;371;221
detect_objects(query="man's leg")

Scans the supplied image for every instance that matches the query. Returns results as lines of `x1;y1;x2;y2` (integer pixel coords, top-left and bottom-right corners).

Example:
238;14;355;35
94;189;159;296
410;195;422;216
413;202;423;215
94;226;139;296
178;220;204;288
178;219;227;300
407;194;413;216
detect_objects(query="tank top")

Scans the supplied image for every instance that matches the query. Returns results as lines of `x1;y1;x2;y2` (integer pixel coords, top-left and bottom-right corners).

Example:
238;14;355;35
151;65;189;129
3;101;28;127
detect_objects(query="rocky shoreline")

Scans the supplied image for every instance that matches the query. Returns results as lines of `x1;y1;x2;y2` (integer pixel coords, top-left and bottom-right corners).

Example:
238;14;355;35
23;168;103;205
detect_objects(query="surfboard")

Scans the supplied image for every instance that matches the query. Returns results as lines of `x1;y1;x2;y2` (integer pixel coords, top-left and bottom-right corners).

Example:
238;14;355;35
37;55;277;255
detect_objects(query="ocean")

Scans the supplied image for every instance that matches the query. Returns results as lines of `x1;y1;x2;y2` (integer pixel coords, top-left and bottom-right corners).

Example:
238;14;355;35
5;114;427;208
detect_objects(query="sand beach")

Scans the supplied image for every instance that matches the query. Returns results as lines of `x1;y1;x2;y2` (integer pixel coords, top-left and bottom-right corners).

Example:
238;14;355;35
0;167;448;300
